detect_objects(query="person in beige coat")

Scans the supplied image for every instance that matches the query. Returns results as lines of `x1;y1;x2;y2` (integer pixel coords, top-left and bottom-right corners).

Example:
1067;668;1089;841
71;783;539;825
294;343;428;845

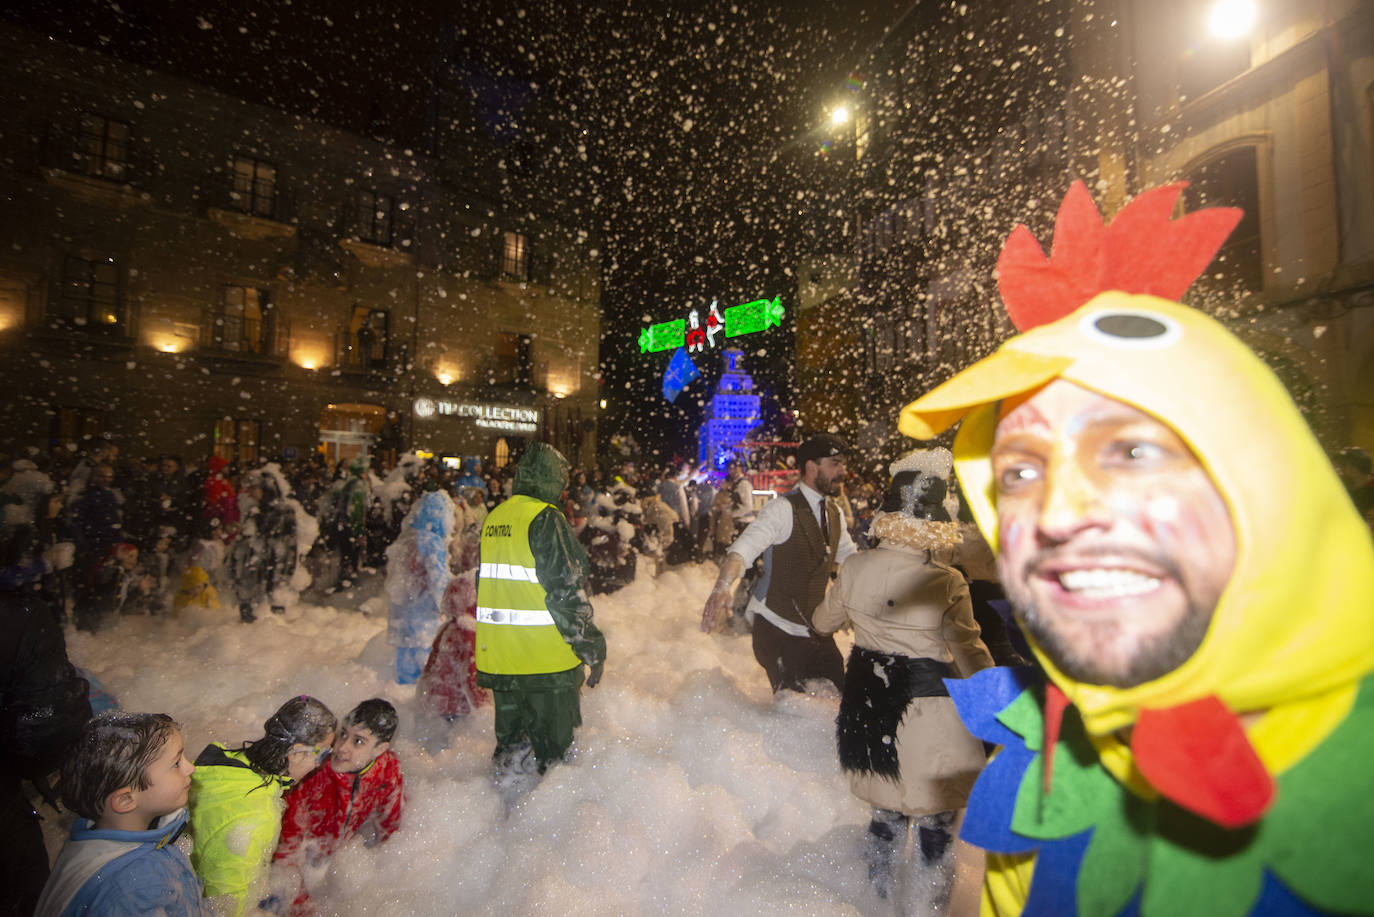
813;448;993;907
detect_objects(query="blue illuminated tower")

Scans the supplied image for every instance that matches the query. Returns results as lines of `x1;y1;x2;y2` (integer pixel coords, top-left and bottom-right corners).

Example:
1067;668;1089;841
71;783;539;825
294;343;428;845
699;348;761;470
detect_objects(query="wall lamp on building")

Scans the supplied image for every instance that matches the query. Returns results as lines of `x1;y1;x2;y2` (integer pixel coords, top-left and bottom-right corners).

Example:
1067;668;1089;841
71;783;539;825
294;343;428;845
1208;0;1257;39
294;350;325;370
150;335;187;354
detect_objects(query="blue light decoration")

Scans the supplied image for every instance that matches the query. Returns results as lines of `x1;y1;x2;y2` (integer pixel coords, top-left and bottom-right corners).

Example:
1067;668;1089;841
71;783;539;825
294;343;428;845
699;348;761;470
661;347;700;403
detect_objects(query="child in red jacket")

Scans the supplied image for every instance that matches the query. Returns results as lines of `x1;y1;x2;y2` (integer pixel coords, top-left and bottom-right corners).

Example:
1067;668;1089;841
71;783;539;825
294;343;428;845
271;699;403;915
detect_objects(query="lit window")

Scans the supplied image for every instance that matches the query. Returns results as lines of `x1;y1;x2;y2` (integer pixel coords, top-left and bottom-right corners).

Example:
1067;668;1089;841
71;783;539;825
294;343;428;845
213;417;262;466
502;231;529;281
219;286;270;353
56;255;122;333
78;114;128;180
356;190;394;246
231;156;277;218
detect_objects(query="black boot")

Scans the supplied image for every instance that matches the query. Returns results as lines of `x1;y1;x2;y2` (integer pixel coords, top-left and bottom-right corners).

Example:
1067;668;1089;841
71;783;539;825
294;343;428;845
270;605;285;615
239;602;256;623
863;808;908;899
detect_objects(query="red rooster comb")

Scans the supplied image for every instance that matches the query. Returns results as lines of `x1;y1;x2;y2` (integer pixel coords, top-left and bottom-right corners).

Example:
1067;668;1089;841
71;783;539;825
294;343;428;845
996;181;1244;332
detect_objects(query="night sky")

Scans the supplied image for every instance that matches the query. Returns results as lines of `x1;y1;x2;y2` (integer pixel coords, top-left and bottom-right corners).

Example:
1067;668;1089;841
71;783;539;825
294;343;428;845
4;0;898;462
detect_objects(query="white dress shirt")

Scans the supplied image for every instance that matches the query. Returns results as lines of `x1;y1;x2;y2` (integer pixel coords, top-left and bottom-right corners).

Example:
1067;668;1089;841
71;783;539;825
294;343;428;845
727;482;857;637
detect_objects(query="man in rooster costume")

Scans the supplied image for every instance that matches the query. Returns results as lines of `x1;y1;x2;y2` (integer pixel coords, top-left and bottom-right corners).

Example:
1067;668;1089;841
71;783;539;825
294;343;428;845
899;181;1374;916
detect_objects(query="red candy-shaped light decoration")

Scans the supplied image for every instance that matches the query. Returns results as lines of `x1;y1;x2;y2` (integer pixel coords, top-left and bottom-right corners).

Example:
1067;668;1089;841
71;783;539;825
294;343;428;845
996;181;1245;332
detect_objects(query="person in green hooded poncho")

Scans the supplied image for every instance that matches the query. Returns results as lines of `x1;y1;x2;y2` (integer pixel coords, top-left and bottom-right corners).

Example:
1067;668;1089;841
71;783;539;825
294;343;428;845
475;442;606;784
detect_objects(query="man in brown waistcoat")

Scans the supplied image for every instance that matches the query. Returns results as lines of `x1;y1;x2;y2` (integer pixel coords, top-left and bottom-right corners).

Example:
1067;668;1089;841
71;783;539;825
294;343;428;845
700;434;856;693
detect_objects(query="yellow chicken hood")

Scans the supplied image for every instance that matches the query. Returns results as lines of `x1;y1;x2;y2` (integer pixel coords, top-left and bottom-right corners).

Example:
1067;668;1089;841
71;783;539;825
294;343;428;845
899;291;1374;739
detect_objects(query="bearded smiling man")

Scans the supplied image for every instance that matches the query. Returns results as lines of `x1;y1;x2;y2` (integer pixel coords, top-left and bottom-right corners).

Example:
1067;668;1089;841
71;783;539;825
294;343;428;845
899;182;1374;917
991;380;1236;689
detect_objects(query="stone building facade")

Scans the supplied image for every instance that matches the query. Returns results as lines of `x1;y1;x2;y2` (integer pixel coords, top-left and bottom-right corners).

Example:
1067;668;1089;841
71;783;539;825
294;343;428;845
0;25;602;471
797;0;1374;457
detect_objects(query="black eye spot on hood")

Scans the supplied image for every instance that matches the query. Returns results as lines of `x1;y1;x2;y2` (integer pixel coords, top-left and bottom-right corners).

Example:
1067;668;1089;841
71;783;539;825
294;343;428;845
1093;313;1168;338
1077;308;1182;350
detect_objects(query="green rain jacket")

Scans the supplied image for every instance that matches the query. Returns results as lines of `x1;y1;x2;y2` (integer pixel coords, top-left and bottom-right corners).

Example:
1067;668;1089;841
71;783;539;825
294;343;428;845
187;744;289;916
476;442;606;692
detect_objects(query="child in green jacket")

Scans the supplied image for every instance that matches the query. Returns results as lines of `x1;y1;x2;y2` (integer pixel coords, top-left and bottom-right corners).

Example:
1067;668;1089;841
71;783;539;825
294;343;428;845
187;696;336;916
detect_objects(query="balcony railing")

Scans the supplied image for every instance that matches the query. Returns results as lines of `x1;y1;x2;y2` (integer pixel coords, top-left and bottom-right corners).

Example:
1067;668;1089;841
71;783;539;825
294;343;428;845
334;329;390;372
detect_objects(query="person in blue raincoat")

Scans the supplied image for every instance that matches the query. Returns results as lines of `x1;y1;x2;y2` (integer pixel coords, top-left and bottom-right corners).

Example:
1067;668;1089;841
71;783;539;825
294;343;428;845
384;489;455;684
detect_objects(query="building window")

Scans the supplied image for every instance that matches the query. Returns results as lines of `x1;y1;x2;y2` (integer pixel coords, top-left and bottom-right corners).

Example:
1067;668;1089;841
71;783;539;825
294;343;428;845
492;331;533;386
55;255;123;333
217;285;273;353
51;406;106;450
1184;146;1263;294
213;417;261;466
502;231;529;281
231;156;277;218
494;437;510;469
355;190;394;246
78;114;129;180
341;306;388;369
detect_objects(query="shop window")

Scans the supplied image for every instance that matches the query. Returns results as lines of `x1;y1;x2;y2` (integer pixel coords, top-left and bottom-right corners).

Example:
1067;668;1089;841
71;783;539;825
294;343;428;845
212;417;261;466
78;113;129;180
1184;146;1264;294
502;231;529;281
318;402;384;467
355;189;394;246
231;156;277;218
54;255;124;334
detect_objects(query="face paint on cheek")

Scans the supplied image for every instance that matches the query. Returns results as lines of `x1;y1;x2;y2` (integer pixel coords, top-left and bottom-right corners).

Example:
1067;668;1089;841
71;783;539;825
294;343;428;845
999;516;1028;565
1145;495;1181;524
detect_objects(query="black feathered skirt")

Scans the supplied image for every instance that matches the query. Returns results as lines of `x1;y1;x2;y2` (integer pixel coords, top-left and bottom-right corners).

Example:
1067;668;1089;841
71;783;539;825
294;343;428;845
836;645;987;815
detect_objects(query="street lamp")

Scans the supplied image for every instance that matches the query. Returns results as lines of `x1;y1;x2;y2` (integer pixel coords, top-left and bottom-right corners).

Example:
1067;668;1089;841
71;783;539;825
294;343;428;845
831;106;850;127
1208;0;1256;39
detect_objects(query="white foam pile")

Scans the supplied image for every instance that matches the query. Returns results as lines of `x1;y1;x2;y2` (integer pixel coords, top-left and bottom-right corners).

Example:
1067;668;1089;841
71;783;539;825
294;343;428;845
52;561;981;916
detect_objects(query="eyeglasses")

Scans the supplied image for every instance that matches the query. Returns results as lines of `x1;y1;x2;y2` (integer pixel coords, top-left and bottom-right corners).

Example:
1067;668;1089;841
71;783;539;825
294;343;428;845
288;743;328;765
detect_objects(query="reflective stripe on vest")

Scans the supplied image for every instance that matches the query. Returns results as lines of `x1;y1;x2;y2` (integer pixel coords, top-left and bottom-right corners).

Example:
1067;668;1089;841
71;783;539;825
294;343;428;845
479;562;540;583
475;494;582;675
476;605;556;627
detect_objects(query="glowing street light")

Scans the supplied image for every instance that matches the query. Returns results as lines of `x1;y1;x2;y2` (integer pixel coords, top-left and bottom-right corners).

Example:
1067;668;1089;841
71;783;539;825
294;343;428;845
831;106;850;127
1208;0;1256;39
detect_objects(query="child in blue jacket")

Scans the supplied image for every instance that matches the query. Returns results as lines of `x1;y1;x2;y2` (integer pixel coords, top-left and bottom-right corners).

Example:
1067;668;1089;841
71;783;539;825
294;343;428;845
34;712;207;917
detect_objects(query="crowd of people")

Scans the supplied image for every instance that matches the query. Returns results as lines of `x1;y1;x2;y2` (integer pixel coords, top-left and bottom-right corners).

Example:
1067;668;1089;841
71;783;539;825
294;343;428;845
8;179;1374;916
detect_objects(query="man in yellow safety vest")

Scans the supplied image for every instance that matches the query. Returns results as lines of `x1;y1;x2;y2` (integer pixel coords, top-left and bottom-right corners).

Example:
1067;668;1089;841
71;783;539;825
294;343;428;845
475;442;606;783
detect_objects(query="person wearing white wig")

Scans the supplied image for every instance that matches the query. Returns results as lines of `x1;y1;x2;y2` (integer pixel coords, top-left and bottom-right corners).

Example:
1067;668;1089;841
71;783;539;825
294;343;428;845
812;448;993;907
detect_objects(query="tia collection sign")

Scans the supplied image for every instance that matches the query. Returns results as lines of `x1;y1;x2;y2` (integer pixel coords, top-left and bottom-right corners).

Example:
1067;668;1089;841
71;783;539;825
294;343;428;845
413;398;540;433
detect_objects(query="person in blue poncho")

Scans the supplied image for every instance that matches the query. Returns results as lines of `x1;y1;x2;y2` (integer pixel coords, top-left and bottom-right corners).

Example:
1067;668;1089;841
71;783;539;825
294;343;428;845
385;489;455;684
